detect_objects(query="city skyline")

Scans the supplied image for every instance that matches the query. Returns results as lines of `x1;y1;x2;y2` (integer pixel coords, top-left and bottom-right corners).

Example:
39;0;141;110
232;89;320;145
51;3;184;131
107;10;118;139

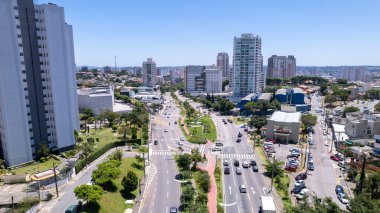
39;0;380;67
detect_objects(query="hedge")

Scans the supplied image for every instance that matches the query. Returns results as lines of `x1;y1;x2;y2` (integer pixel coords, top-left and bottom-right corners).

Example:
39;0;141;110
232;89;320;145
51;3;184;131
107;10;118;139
74;140;125;173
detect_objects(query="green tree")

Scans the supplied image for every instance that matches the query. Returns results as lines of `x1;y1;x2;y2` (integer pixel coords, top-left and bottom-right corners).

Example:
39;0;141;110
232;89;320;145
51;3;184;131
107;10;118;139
336;89;351;105
111;125;118;133
190;148;204;170
92;160;121;185
37;142;50;159
301;114;317;133
337;78;348;85
121;171;138;195
74;184;103;203
244;101;257;114
364;172;380;199
248;115;267;134
109;150;123;162
374;103;380;112
180;185;195;209
176;154;192;171
264;159;284;177
343;106;360;117
324;94;337;108
195;171;211;193
350;193;380;213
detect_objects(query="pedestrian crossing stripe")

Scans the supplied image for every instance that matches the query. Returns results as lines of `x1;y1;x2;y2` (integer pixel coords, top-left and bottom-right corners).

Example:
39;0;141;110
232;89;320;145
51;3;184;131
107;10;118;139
219;153;255;159
152;151;173;156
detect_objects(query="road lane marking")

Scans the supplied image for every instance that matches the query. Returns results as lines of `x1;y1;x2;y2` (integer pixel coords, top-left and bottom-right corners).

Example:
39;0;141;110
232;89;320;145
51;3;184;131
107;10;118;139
251;187;256;195
229;186;232;195
237;205;241;213
263;187;267;195
219;202;237;207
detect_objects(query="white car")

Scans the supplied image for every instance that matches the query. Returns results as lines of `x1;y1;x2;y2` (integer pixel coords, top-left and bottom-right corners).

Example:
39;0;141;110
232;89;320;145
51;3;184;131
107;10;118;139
324;140;330;146
164;129;168;132
242;161;250;168
338;193;349;204
296;188;310;200
323;131;327;135
180;137;186;141
294;180;304;188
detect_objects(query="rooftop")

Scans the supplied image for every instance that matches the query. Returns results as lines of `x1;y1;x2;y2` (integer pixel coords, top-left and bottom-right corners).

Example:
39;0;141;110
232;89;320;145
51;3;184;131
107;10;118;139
269;111;301;123
275;89;287;95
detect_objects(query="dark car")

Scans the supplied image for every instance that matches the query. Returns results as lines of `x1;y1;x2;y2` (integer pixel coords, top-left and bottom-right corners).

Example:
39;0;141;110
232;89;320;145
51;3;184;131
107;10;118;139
65;205;78;213
335;185;344;195
154;140;158;145
224;167;230;174
308;163;315;171
236;138;241;143
234;160;240;167
292;185;306;194
251;160;257;166
252;165;258;172
330;155;340;161
238;132;243;138
295;173;307;180
174;121;177;124
170;207;178;213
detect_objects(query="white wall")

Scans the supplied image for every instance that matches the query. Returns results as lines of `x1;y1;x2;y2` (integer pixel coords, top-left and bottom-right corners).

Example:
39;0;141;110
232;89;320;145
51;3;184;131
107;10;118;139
0;0;33;166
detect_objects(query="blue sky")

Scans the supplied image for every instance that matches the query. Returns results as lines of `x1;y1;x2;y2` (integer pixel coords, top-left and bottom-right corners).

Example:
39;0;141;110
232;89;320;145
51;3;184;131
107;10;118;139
39;0;380;67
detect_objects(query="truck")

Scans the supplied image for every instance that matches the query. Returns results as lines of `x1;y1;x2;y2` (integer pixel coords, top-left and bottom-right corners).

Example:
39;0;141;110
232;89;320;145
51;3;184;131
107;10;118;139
260;196;276;213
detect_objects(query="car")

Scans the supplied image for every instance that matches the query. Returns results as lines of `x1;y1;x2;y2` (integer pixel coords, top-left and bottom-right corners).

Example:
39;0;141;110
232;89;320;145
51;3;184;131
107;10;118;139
323;131;327;135
335;185;344;195
178;141;183;145
236;168;242;175
330;155;340;161
223;122;227;125
236;138;241;143
338;193;349;204
65;205;78;213
252;164;258;172
154;140;158;145
238;132;243;138
164;129;168;132
234;160;240;167
295;173;307;180
180;136;186;141
170;207;178;213
296;188;310;200
335;153;344;161
215;141;223;146
174;121;177;124
251;160;257;166
308;163;315;170
292;185;306;194
222;119;225;122
239;185;247;193
294;180;304;188
227;119;233;123
338;161;346;168
223;159;229;166
324;140;330;146
212;147;221;152
242;161;250;168
224;167;230;174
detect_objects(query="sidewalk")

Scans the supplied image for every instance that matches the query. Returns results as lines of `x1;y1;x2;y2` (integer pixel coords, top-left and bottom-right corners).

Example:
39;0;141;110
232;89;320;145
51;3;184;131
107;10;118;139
198;153;217;213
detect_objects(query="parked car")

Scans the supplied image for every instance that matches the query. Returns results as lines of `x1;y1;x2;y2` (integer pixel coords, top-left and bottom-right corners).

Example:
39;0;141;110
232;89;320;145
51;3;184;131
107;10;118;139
335;185;344;195
292;185;306;194
330;155;340;161
224;167;230;174
295;173;307;180
338;161;346;168
234;160;240;167
236;168;242;175
338;193;349;204
239;185;247;193
180;137;186;141
308;163;315;170
236;138;241;143
296;188;310;200
65;205;78;213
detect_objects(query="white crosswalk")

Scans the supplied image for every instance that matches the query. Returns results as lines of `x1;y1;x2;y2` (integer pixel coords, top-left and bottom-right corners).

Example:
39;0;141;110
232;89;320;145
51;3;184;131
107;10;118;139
152;150;173;156
219;153;255;159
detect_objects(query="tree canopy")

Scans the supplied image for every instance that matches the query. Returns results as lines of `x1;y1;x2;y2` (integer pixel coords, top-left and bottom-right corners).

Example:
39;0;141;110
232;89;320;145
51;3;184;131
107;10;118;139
74;184;103;203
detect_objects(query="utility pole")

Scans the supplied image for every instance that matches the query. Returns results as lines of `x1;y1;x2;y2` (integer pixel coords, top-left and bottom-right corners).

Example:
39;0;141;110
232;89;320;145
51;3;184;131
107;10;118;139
53;162;59;197
269;156;276;193
11;196;14;210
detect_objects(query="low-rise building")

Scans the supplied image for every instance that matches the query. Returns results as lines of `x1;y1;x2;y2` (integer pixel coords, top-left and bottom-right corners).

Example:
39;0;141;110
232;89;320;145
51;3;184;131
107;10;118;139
374;135;380;155
266;111;301;143
345;112;380;138
258;93;273;101
78;86;114;115
275;88;305;104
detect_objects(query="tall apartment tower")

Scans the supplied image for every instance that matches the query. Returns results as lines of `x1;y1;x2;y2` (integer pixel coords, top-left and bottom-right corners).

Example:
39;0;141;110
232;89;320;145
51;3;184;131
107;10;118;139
143;58;157;87
0;0;79;166
205;68;223;93
217;52;229;78
267;55;296;78
343;67;366;82
232;33;264;97
184;66;206;93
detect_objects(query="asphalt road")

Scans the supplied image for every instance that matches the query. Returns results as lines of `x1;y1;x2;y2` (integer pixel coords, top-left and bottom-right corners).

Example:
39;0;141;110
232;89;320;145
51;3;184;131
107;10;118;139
177;93;273;213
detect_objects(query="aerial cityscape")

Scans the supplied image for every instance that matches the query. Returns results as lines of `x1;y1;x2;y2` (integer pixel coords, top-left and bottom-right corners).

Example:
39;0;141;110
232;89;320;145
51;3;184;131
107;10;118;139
1;0;380;213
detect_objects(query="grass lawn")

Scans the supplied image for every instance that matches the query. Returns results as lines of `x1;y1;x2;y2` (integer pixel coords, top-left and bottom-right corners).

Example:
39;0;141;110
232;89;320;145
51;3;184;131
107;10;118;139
11;157;61;175
274;174;292;212
83;158;143;213
82;128;118;151
229;116;249;125
185;115;217;144
255;147;267;162
215;160;224;213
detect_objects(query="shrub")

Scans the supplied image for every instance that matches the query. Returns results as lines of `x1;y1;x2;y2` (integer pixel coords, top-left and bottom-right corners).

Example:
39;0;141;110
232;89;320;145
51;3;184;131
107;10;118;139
195;170;210;193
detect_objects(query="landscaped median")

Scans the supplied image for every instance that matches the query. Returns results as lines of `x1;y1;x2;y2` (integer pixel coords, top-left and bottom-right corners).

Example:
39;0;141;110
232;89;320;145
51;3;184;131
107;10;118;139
214;159;224;213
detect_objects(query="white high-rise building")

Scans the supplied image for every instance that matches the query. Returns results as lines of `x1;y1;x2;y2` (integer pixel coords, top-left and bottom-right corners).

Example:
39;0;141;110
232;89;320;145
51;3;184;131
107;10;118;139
184;66;205;93
0;0;79;166
205;68;223;93
217;52;229;78
232;33;264;97
267;55;296;78
143;58;157;87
